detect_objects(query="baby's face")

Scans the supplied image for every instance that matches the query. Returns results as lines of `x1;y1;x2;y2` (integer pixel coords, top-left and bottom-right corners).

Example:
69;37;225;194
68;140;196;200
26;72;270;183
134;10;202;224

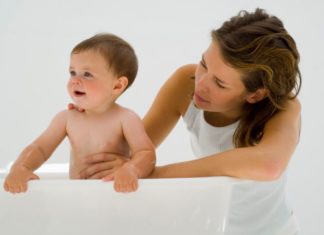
68;50;118;112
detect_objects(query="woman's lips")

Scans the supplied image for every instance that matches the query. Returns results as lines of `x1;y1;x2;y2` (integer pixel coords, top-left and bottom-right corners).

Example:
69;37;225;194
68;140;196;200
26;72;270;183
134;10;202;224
194;92;208;103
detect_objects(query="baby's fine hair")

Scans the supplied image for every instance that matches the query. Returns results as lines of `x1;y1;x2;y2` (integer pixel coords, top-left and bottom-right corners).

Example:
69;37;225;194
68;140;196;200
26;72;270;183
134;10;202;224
72;33;138;90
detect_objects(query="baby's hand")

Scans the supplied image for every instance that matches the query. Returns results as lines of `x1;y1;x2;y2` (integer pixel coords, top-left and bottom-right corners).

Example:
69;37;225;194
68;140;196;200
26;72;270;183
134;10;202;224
3;165;40;194
103;163;139;193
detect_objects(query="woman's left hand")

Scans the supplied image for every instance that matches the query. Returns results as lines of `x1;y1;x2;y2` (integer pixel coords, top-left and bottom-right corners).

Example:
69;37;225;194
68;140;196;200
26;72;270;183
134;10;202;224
79;152;129;179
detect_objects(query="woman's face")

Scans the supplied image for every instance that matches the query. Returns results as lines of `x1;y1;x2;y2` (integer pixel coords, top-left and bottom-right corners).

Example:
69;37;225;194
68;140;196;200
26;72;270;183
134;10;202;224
194;41;248;120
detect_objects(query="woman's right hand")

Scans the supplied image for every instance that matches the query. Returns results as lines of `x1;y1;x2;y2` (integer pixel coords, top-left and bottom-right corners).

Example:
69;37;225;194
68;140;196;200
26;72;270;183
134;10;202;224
79;152;129;179
67;103;84;112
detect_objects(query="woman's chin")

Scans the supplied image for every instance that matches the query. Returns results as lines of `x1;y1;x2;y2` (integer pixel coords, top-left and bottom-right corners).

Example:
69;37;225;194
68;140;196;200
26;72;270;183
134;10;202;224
193;98;207;110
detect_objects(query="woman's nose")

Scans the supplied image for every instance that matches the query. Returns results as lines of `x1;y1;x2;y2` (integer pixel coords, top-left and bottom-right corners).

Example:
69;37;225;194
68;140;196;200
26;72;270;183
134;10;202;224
196;74;209;92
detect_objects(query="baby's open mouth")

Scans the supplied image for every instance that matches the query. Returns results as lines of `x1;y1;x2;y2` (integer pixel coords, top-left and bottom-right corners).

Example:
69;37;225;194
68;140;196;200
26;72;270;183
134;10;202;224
74;90;86;96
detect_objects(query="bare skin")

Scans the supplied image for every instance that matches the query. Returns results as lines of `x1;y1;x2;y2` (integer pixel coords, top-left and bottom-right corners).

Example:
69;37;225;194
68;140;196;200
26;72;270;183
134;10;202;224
79;41;301;181
3;49;155;193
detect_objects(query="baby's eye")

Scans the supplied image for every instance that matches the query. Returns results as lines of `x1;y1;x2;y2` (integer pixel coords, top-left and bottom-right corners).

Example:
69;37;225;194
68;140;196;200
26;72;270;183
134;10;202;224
69;70;76;76
83;72;93;78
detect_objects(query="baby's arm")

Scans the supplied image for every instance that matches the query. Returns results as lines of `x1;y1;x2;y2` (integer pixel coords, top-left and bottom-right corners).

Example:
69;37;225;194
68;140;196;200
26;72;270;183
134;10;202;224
103;109;156;192
3;111;67;193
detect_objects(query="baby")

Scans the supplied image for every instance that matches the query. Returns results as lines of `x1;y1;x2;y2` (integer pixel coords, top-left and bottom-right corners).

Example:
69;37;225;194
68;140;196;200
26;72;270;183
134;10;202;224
3;33;156;193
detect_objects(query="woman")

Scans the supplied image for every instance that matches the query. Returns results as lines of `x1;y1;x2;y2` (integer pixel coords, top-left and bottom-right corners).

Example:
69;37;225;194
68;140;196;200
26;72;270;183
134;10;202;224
77;8;301;234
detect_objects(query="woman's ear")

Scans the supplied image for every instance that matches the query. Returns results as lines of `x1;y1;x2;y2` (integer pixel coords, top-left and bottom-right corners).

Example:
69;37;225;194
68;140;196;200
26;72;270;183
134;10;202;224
246;88;268;104
112;76;128;95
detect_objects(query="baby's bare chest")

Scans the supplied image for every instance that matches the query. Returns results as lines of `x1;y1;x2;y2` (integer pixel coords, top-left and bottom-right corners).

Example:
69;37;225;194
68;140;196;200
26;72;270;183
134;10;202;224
66;117;128;156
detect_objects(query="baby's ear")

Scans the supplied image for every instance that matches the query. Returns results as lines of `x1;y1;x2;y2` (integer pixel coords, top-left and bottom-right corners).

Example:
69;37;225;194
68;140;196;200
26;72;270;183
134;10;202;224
113;76;128;95
246;88;268;104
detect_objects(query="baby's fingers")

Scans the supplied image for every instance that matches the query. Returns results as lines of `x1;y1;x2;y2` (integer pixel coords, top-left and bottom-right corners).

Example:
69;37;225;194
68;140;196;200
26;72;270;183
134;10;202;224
114;179;138;193
8;184;21;194
131;180;138;191
3;181;9;192
5;180;28;194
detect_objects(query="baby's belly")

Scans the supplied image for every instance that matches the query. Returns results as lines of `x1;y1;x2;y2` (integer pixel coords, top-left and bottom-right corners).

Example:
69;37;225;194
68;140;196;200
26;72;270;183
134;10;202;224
69;158;84;179
68;149;130;179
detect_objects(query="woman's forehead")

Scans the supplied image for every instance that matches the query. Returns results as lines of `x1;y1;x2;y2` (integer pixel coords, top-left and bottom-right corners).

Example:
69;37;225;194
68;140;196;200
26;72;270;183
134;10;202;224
204;42;243;87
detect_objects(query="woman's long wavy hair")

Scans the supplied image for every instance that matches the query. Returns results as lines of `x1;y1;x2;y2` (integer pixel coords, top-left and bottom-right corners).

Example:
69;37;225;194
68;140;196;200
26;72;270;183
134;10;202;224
212;8;301;147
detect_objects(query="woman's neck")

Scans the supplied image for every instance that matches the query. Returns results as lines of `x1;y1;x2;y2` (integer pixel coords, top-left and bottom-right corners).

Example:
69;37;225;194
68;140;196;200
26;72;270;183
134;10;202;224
204;111;240;127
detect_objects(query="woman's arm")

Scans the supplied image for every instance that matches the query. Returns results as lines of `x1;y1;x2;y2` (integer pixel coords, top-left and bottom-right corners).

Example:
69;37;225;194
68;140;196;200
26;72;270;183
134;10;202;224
149;99;301;180
143;64;196;147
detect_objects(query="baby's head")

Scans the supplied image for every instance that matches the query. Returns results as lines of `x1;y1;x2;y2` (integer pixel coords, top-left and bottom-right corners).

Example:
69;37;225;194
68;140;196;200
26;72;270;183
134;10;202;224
71;33;138;91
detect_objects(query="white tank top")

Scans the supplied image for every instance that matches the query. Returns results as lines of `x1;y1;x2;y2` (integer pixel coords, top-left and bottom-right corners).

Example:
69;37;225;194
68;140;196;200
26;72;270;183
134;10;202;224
183;101;299;235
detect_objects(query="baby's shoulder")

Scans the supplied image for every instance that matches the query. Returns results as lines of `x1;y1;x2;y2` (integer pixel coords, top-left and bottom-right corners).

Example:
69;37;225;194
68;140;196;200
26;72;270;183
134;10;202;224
53;109;69;119
46;110;69;127
115;105;141;122
64;109;87;125
117;106;139;117
66;109;84;117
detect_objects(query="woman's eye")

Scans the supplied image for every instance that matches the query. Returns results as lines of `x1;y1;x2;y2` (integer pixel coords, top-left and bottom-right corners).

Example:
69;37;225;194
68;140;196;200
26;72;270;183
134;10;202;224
199;60;207;69
217;83;226;89
214;79;226;89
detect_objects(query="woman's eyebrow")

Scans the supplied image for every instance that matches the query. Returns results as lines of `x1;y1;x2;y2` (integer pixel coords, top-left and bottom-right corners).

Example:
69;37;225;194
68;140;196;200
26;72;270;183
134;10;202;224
202;54;227;85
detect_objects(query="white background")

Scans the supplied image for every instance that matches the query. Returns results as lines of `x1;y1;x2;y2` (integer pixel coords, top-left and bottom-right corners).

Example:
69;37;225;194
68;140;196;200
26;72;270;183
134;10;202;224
0;0;323;234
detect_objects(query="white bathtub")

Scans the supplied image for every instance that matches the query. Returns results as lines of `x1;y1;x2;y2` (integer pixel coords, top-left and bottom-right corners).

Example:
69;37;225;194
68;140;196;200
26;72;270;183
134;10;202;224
0;164;240;235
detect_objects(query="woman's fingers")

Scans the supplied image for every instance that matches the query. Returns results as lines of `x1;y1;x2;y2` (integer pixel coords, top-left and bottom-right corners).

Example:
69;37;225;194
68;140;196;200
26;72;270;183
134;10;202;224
80;162;114;179
67;103;84;112
80;152;129;179
67;103;74;110
86;169;115;179
83;152;117;164
102;173;114;182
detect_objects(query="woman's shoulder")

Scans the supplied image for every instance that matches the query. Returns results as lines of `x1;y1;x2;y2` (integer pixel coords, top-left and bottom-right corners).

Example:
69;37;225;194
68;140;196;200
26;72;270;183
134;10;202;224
173;64;197;80
265;98;301;131
280;98;301;117
167;64;197;115
167;64;197;96
288;98;301;112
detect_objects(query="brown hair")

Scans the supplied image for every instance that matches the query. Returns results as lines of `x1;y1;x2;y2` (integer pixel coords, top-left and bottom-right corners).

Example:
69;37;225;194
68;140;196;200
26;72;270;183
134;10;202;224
212;8;301;147
71;33;138;90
